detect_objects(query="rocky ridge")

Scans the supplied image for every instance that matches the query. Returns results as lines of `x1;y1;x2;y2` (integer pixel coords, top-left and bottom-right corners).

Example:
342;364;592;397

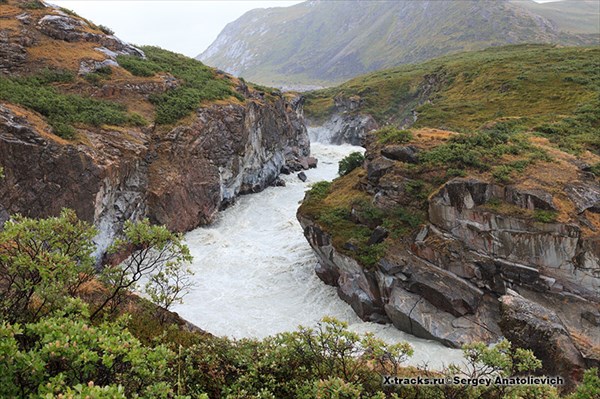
0;0;311;256
297;128;600;386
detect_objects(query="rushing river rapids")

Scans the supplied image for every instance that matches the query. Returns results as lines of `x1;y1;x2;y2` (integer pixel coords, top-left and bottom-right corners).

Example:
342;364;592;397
173;142;464;369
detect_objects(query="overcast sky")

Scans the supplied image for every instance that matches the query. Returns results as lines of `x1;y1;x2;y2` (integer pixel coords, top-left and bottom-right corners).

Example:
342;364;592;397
50;0;561;58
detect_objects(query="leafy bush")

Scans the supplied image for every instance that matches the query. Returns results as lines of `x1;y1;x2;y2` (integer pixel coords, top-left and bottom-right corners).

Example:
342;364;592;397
98;24;115;35
534;96;600;155
0;209;96;323
567;368;600;399
377;126;414;144
0;73;145;139
421;128;546;174
0;301;182;398
308;181;332;201
534;210;558;223
20;0;44;9
118;46;241;124
93;219;193;319
339;151;365;176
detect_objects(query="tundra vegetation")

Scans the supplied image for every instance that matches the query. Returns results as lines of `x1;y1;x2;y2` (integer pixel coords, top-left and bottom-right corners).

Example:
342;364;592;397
1;211;598;397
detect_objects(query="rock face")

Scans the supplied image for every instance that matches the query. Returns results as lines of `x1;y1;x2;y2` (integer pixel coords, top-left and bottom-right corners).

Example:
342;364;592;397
297;136;600;386
499;293;587;390
307;96;378;146
38;14;144;57
0;92;309;256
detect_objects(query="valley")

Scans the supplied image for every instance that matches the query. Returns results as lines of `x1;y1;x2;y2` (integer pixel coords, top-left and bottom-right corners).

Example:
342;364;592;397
0;0;598;397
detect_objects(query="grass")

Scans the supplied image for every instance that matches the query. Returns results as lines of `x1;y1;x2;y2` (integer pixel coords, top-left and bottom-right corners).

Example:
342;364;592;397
305;45;600;154
118;46;243;124
0;69;146;139
418;121;550;180
300;171;426;268
377;126;414;145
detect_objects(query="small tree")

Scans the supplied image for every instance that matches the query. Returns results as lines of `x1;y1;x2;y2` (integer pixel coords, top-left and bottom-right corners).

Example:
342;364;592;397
92;219;193;319
145;260;194;312
338;152;365;176
0;209;96;322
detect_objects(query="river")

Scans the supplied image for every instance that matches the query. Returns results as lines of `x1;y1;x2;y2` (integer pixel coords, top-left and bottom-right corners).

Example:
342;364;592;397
173;141;463;369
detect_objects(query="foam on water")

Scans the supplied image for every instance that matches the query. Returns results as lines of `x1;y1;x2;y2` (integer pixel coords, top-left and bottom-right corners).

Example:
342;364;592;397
173;142;464;369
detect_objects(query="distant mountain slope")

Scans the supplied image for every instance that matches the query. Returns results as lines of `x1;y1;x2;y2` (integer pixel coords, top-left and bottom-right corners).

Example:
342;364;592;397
513;0;600;34
304;44;600;154
198;0;599;87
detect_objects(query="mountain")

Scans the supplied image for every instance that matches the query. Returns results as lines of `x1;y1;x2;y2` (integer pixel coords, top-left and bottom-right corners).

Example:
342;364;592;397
198;0;599;87
513;0;600;34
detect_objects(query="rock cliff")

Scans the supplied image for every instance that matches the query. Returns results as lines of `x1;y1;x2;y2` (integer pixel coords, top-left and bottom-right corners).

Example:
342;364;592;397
297;127;600;386
0;0;310;256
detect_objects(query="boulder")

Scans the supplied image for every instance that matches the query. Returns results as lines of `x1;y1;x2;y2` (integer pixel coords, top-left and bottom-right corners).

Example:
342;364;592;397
505;186;556;211
307;156;318;168
368;226;388;245
381;145;419;164
499;294;586;391
565;182;600;214
271;177;286;187
298;171;307;182
367;157;395;184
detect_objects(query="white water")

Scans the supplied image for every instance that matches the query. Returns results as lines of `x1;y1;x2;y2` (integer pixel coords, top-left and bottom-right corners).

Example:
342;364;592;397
173;142;463;369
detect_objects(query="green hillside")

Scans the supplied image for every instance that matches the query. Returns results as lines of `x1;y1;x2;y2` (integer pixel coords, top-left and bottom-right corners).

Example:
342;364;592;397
305;45;600;154
198;0;599;87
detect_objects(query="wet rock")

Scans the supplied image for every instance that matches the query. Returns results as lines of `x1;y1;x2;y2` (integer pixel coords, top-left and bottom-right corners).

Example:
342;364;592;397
499;294;586;391
505;186;556;211
308;114;378;145
280;164;291;175
565;182;600;214
0;35;27;72
38;14;145;57
385;287;497;348
297;171;307;182
381;145;419;163
271;177;286;187
582;310;600;326
78;59;119;75
16;13;32;25
299;157;310;170
367;156;394;184
307;156;318;168
368;226;388;245
343;242;359;251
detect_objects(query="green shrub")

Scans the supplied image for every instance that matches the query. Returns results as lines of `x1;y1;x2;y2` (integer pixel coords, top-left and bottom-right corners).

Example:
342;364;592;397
534;210;558;223
307;181;332;201
117;55;162;77
377;126;414;144
492;164;514;183
338;151;365;176
446;168;467;178
119;46;239;124
318;207;351;226
567;368;600;399
20;0;44;9
98;24;115;35
591;163;600;177
0;72;145;139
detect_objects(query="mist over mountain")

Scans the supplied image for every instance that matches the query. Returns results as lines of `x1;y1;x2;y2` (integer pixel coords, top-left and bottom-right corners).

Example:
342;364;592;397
198;0;599;87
